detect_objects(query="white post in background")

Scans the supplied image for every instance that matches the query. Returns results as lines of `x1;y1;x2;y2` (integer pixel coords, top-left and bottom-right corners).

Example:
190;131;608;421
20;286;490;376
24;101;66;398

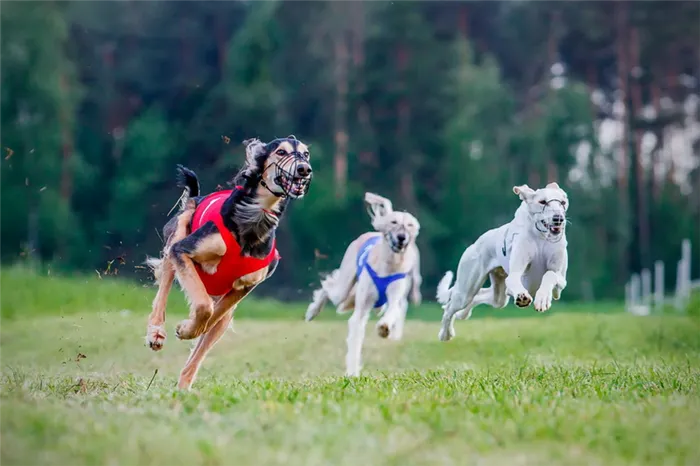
675;259;685;312
641;268;652;308
682;239;692;308
654;260;664;313
630;274;641;313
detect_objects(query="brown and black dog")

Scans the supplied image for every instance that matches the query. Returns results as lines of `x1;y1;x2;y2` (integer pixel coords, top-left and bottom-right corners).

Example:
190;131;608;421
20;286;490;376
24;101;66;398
145;136;312;390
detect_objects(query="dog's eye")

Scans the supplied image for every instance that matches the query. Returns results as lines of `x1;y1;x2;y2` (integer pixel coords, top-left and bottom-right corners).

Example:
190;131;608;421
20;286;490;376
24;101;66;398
276;149;287;156
391;220;398;225
303;151;310;159
539;200;547;205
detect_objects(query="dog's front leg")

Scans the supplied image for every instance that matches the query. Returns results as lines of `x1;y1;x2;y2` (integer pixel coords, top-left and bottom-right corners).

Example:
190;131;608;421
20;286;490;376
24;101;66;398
346;280;376;377
376;280;409;340
504;242;535;308
146;209;193;351
534;249;568;312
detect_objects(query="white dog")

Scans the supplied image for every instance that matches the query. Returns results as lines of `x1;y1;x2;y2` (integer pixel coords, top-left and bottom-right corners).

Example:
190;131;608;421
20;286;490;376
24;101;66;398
436;182;569;341
305;192;421;376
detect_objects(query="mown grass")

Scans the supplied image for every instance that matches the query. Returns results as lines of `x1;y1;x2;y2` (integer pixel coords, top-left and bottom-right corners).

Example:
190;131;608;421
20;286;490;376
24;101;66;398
0;265;624;321
1;267;699;466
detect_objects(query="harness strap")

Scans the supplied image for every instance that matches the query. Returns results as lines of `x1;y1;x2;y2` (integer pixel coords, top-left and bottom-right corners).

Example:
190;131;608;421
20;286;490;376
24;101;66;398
357;236;407;308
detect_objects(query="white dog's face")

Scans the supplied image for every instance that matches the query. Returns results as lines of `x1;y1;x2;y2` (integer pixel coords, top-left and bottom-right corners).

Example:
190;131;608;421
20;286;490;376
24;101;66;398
513;182;569;241
376;211;420;253
364;192;420;253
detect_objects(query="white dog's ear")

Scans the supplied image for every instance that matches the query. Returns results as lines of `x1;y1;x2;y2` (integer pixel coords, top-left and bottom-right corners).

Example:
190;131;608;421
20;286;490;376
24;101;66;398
546;181;561;190
513;184;535;201
364;192;393;227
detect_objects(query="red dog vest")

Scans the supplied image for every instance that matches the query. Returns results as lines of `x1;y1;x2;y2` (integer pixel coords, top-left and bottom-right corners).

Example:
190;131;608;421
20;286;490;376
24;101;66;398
190;189;280;296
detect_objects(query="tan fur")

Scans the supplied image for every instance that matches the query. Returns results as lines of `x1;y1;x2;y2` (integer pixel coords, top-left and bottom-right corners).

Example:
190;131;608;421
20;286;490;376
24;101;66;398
146;207;194;350
146;137;312;390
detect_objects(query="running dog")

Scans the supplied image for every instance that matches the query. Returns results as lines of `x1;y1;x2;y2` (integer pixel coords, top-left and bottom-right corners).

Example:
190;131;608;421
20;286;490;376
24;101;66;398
305;193;421;376
436;182;569;341
145;136;313;390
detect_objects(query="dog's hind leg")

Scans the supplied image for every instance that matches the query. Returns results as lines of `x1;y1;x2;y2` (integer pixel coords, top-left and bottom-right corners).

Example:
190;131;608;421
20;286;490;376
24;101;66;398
305;287;329;322
455;269;509;320
171;222;226;340
438;245;489;342
178;292;240;390
345;281;374;376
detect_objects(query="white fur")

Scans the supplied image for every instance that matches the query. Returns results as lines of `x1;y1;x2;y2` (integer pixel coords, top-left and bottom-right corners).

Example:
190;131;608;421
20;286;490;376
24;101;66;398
436;182;569;341
305;192;422;376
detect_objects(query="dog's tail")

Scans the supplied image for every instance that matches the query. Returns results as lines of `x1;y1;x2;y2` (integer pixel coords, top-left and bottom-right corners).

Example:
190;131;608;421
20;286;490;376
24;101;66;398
436;271;454;306
145;256;164;286
173;164;200;213
176;164;200;198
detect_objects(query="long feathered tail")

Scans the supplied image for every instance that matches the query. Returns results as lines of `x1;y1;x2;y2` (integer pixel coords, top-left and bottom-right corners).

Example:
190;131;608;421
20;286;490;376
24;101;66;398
147;165;201;285
436;271;454;307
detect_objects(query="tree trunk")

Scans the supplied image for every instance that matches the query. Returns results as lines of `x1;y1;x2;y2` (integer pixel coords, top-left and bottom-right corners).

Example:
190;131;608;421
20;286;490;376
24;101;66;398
59;74;74;203
630;26;650;269
333;34;349;199
396;44;416;208
615;0;631;278
458;5;468;39
546;8;562;183
650;74;662;200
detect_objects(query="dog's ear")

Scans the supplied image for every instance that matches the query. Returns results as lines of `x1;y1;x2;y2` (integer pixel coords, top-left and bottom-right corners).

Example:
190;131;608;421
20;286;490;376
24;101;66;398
545;181;561;190
242;138;266;166
513;184;535;201
364;192;394;228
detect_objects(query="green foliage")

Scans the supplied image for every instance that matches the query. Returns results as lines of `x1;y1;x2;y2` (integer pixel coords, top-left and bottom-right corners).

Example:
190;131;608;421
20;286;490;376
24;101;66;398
1;1;698;300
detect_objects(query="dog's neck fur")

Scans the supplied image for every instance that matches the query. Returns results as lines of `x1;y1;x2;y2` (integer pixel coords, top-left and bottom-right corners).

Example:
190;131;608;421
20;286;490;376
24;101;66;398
219;171;290;258
512;202;567;246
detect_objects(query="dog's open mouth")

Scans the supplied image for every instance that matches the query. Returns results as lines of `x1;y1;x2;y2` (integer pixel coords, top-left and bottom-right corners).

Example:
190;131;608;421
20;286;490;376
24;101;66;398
278;175;311;198
549;225;563;235
388;236;407;253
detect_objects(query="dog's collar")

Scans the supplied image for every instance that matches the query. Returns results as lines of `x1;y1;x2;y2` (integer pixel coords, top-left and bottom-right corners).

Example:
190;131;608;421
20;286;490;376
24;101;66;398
235;185;279;217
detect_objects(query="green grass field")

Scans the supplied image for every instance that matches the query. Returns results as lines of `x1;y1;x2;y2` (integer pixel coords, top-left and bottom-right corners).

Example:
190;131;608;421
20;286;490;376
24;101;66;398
1;266;699;466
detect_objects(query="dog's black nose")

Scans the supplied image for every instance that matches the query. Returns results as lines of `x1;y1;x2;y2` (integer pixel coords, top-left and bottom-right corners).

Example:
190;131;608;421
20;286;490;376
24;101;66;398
552;214;564;225
296;163;312;177
396;233;406;243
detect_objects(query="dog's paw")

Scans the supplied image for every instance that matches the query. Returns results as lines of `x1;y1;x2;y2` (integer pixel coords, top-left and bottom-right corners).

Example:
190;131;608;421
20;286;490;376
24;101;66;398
376;322;390;339
438;325;455;342
534;289;553;312
146;324;166;351
304;307;319;322
514;291;533;308
175;319;203;340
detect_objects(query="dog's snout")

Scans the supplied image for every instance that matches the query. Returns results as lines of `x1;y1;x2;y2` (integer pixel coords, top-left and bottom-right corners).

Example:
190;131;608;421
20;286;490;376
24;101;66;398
552;214;564;225
296;163;312;178
396;233;407;243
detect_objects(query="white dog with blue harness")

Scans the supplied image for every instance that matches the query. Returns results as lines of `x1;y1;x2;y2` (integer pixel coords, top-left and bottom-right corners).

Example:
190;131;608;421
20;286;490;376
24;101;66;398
305;192;421;376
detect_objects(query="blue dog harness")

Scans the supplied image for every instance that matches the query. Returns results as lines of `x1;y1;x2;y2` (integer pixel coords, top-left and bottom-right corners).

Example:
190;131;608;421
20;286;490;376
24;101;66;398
356;236;407;308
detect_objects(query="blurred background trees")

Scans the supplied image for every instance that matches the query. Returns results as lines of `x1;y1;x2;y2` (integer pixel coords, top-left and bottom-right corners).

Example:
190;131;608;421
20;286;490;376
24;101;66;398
2;0;698;301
